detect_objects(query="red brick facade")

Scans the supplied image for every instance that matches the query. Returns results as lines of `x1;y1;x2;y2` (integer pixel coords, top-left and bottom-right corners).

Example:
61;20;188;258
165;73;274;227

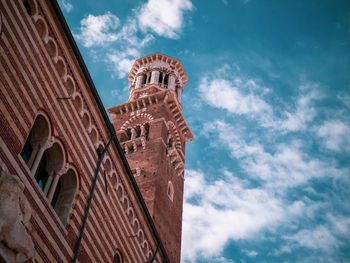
0;1;177;262
108;53;194;263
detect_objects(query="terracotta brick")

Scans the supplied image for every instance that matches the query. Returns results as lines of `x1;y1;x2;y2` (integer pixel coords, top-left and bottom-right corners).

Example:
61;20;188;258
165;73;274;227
109;53;194;263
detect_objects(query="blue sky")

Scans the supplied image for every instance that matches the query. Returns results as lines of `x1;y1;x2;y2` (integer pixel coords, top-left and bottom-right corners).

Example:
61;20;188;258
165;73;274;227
58;0;350;262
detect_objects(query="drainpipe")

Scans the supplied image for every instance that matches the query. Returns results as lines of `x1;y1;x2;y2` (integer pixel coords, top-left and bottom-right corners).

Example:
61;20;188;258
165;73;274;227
72;134;116;263
150;242;160;263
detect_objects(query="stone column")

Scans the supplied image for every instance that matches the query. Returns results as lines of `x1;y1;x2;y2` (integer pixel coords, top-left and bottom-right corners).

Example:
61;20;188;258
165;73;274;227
130;128;137;140
43;172;54;196
47;164;69;202
31;137;54;175
177;87;182;103
27;143;40;168
140;125;146;137
168;74;176;91
135;74;144;89
150;70;159;84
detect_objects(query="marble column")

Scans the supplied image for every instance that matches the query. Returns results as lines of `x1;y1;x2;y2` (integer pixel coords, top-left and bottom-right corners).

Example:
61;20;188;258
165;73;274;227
135;74;144;89
168;74;176;91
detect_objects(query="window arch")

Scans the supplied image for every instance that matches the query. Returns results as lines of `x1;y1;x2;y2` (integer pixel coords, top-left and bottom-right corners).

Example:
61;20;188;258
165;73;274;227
20;114;77;225
21;114;50;167
113;250;123;263
51;168;78;225
167;181;174;202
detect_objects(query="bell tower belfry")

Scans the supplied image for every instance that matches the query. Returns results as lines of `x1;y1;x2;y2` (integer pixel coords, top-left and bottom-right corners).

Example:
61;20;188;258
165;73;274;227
108;53;194;263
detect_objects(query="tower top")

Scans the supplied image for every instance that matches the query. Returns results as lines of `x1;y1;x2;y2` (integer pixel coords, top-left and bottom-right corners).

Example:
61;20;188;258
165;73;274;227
127;53;188;104
128;52;188;87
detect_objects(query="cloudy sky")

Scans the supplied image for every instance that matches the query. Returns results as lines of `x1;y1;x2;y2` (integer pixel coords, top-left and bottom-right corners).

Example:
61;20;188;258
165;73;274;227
58;0;350;262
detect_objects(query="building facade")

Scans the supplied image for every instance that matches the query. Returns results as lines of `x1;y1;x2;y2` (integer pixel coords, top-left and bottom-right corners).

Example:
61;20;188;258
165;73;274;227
0;0;193;262
108;53;194;263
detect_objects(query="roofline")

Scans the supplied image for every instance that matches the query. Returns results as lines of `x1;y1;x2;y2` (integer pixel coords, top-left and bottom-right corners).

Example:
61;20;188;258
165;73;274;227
49;1;170;262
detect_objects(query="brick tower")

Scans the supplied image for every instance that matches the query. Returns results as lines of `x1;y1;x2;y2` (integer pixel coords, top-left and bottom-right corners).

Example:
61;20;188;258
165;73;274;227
108;53;194;262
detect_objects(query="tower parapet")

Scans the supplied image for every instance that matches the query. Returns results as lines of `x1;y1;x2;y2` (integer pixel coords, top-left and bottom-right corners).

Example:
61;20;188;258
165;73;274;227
128;53;188;104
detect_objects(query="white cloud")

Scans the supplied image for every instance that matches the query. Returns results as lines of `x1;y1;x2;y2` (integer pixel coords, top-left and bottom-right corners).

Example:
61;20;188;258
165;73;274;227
317;120;350;152
327;214;350;237
199;77;272;117
116;18;155;47
284;225;338;252
75;12;120;47
59;0;73;12
242;249;258;258
106;48;141;79
202;120;342;189
75;12;156;77
181;169;322;262
75;0;193;78
213;257;236;263
182;170;286;262
198;65;323;133
337;92;350;108
275;86;321;132
138;0;193;39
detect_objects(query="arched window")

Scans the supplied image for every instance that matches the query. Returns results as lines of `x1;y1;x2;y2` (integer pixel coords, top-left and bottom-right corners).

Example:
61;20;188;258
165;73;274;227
21;114;50;167
142;74;147;84
164;74;168;85
20;114;77;224
167;181;174;202
51;168;78;225
113;250;123;263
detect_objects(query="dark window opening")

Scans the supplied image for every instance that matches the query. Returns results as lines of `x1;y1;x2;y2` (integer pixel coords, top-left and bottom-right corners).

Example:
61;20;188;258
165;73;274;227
21;131;34;164
113;252;123;263
168;186;171;196
51;178;62;208
34;152;49;190
164;74;168;85
23;0;32;15
53;169;77;225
